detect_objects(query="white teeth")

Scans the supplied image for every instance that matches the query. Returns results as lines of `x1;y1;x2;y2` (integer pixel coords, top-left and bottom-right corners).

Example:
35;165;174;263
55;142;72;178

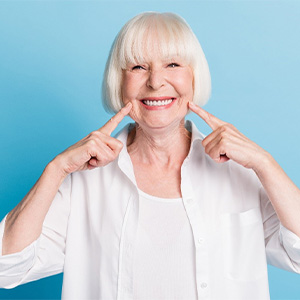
143;99;173;106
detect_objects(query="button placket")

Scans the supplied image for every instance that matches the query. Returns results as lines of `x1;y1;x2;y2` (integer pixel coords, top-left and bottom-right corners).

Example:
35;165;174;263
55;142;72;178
116;192;139;300
181;161;210;299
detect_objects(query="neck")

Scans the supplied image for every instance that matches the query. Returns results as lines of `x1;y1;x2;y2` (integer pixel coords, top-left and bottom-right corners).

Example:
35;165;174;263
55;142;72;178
127;120;191;166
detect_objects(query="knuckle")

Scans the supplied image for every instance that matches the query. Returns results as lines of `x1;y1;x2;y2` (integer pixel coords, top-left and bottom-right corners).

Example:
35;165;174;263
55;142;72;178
90;130;98;136
89;132;107;144
220;124;229;131
89;131;98;139
90;130;102;137
87;139;98;150
219;124;232;135
219;131;228;138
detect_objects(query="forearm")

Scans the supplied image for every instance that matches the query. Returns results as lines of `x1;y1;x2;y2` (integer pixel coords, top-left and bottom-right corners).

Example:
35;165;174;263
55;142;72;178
2;105;131;256
2;158;67;255
254;153;300;238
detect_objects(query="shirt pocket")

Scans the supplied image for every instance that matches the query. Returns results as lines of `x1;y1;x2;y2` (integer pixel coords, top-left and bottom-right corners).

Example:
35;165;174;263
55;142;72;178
220;207;268;281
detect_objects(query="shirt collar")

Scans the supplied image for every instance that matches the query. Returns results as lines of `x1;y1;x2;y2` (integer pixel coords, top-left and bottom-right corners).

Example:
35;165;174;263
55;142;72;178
115;123;137;186
186;119;205;143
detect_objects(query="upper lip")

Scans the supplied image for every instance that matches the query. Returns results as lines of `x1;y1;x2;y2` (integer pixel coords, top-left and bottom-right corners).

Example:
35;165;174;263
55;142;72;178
140;97;176;101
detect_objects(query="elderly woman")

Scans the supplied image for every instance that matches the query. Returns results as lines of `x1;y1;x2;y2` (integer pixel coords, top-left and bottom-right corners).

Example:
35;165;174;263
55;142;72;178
0;12;300;300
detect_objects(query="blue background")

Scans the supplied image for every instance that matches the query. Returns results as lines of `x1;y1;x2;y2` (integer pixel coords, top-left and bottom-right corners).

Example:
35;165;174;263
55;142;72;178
0;0;300;299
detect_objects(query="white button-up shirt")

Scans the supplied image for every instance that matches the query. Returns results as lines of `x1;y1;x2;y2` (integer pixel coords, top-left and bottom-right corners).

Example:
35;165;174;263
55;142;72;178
0;120;300;300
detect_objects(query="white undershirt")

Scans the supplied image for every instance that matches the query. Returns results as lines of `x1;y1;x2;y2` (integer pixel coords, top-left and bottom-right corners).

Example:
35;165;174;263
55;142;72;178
133;189;197;300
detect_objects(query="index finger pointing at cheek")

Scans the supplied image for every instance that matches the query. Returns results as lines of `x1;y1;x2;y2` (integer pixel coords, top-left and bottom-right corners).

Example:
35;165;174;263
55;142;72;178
100;102;132;136
188;102;226;131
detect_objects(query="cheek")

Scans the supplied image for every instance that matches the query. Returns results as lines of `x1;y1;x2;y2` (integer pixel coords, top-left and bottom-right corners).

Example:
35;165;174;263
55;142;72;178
173;72;194;97
128;101;141;122
121;78;132;99
122;73;143;99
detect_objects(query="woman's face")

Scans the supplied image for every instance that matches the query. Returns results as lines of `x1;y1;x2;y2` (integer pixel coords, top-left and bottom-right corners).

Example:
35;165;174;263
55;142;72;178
121;52;194;131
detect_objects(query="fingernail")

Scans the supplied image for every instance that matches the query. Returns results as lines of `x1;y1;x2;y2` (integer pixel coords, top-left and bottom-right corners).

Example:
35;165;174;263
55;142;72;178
189;101;195;107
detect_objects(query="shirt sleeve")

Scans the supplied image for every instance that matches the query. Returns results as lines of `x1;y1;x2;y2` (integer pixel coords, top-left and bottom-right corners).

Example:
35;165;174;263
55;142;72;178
0;174;72;288
260;187;300;273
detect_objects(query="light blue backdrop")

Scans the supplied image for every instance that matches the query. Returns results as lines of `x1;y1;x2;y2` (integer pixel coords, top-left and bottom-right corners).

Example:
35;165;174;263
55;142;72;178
0;1;300;299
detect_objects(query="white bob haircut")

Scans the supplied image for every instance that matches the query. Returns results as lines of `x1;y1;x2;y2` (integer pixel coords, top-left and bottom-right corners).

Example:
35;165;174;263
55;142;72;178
102;12;211;113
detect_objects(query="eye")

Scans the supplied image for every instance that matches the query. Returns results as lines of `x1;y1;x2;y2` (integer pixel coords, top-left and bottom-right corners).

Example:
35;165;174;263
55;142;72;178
168;63;180;68
132;65;145;70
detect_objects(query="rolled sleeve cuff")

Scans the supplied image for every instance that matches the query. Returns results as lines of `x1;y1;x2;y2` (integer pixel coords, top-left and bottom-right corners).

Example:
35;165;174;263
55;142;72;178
0;215;39;288
279;223;300;264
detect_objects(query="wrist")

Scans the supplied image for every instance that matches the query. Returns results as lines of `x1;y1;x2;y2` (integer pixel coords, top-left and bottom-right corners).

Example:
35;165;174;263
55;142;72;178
45;156;69;185
252;150;276;177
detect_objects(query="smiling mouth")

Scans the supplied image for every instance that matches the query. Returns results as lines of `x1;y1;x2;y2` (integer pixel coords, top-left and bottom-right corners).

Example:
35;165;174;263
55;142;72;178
141;98;175;107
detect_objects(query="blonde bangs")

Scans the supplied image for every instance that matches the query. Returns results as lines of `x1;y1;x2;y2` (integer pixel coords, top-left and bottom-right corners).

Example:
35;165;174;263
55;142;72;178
118;13;195;69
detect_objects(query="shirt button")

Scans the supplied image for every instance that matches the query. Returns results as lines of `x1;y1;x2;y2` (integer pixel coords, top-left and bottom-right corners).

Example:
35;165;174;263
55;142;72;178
201;282;207;289
198;237;204;244
186;198;193;204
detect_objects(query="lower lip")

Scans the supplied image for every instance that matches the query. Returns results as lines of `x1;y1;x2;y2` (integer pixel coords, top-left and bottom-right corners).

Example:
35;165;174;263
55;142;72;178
140;99;176;110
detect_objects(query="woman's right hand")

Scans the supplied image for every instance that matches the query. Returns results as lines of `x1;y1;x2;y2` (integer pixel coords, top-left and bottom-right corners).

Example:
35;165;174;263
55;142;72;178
3;103;132;256
54;102;132;176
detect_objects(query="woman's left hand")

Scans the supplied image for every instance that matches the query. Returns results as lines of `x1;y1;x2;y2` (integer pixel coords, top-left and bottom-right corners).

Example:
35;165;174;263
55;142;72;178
189;102;300;238
188;102;269;171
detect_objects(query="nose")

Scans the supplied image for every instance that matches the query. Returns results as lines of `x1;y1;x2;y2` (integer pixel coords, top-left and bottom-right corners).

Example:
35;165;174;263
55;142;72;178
146;69;165;90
